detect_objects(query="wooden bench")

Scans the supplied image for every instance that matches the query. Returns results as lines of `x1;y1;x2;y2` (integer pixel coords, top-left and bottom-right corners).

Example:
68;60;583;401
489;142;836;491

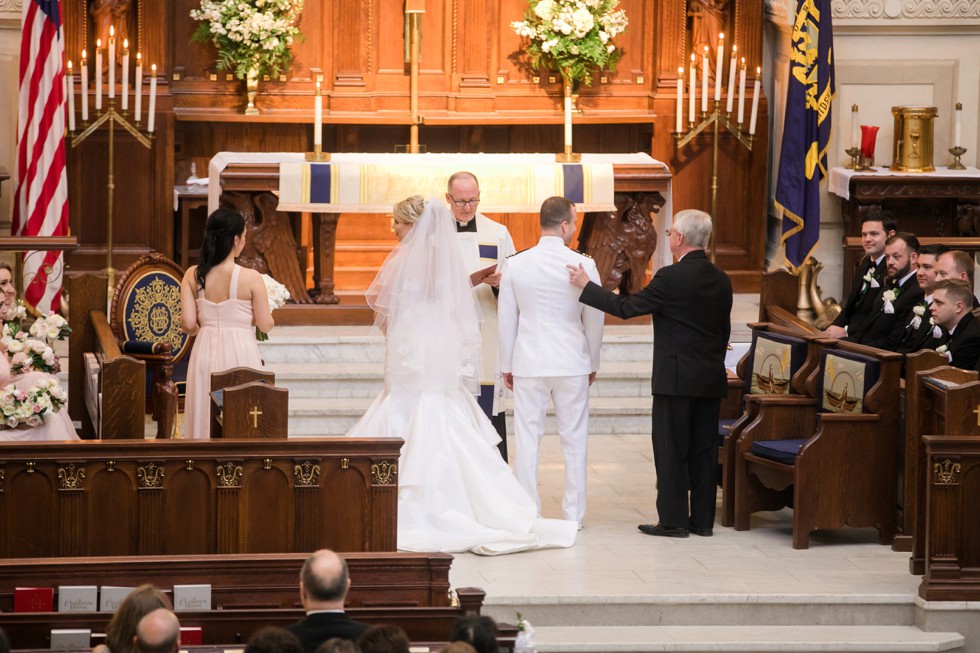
83;309;146;439
210;368;288;438
0;552;454;611
0;439;401;557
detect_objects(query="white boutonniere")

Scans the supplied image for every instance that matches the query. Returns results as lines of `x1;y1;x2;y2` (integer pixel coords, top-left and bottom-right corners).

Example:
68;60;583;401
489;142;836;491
910;303;927;329
931;317;943;340
862;269;880;292
882;288;899;314
936;343;953;362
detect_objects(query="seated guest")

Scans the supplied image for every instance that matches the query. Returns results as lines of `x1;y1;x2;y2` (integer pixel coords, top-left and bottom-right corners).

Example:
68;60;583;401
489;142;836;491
930;279;980;370
356;625;409;653
857;232;923;351
0;263;17;316
134;608;180;653
934;250;980;307
449;616;497;653
246;628;304;653
826;210;896;341
897;244;949;354
287;550;369;653
315;638;360;653
94;585;172;653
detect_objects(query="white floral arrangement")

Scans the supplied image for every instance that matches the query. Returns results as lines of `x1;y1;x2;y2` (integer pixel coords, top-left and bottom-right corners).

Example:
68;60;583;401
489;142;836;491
4;335;58;375
1;301;26;324
0;377;67;429
881;288;900;314
257;273;290;341
29;313;72;341
511;0;628;86
515;612;537;653
862;269;880;291
190;0;304;80
936;342;952;362
909;303;926;329
931;317;943;340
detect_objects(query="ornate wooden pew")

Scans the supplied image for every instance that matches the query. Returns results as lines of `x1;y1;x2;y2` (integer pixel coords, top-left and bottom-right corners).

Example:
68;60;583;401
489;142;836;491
0;552;453;612
0;439;401;556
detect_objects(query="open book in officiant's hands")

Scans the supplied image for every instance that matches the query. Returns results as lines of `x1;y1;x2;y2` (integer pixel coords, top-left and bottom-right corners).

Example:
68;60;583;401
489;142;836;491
469;264;497;286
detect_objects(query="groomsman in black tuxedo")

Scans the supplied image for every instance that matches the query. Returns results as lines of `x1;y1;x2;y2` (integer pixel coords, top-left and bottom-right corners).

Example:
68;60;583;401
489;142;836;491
930;279;980;370
568;209;732;538
858;232;924;351
897;244;949;354
825;212;896;341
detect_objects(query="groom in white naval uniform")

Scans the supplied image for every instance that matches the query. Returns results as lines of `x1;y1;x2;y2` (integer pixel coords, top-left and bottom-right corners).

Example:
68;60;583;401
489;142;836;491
498;196;604;529
447;171;516;460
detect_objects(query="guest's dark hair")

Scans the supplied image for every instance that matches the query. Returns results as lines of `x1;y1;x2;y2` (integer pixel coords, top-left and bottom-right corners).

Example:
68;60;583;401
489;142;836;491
919;244;950;258
356;625;410;653
315;638;361;653
885;232;920;255
861;207;897;234
105;585;173;653
450;616;497;653
245;627;304;653
196;208;245;290
0;262;13;277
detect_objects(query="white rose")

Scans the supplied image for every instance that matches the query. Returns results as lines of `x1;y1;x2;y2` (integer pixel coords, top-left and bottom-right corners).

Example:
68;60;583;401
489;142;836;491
533;0;555;21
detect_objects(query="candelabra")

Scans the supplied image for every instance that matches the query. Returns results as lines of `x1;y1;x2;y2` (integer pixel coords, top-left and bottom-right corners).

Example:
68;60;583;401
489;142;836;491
69;98;154;303
674;99;753;261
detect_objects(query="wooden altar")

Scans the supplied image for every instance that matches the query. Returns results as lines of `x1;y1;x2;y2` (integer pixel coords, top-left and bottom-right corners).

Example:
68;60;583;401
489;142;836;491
829;166;980;297
216;154;675;324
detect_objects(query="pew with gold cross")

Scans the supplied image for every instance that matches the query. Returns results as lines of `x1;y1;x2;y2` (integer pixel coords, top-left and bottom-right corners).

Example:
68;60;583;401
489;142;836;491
210;379;288;438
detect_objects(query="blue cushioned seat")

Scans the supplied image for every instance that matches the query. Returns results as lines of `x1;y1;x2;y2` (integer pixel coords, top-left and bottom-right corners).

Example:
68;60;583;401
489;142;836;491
751;439;807;465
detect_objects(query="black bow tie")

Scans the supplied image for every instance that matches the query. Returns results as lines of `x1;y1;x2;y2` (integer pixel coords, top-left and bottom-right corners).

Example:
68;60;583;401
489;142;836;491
456;220;477;233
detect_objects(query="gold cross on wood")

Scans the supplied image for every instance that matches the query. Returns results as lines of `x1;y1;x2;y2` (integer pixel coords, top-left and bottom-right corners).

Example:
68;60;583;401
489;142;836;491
249;406;262;429
973;405;980;427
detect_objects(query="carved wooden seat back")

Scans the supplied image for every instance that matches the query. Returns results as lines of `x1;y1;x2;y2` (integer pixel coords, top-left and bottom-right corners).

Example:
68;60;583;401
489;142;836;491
733;340;903;548
210;380;288;438
211;367;276;393
108;252;192;438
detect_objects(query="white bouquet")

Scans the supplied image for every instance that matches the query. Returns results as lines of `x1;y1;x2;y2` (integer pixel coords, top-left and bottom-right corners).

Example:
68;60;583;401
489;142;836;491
5;336;58;375
29;312;72;341
257;273;290;341
515;612;537;653
0;377;68;429
1;301;26;324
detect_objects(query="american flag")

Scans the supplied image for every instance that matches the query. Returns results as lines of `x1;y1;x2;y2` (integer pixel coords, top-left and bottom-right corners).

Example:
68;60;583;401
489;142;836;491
13;0;69;315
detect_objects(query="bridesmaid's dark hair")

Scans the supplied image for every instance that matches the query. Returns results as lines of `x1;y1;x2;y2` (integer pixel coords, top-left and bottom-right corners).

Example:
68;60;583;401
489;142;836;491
196;208;245;290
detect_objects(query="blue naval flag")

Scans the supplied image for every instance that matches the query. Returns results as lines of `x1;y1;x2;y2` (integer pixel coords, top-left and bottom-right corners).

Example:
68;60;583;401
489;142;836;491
774;0;835;270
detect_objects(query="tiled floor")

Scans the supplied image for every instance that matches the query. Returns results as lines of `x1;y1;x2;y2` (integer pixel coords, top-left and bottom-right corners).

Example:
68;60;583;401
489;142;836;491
448;431;920;602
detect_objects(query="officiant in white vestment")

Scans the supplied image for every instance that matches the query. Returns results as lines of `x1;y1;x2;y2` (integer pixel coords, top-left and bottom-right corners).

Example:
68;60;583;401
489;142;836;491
498;196;604;528
447;171;516;460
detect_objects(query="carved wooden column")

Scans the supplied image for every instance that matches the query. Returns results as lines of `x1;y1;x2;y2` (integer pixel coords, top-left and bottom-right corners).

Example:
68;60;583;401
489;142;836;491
292;458;323;552
313;213;341;304
137;461;167;554
371;458;399;552
215;460;243;553
57;462;87;556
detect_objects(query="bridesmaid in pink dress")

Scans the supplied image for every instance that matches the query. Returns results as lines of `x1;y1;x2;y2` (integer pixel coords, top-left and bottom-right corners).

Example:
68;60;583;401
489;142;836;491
179;208;274;438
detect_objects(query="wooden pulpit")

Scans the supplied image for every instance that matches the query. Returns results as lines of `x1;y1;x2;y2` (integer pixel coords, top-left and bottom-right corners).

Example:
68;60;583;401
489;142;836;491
210;381;288;438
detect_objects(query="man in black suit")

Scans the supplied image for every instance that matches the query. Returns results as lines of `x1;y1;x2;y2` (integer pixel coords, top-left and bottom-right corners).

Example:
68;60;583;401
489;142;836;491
286;550;368;653
858;232;924;351
825;212;896;341
568;209;732;538
931;279;980;370
897;244;949;354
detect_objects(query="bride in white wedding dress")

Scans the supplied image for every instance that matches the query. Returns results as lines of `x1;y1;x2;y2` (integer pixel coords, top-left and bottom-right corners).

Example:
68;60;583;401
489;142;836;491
347;195;577;555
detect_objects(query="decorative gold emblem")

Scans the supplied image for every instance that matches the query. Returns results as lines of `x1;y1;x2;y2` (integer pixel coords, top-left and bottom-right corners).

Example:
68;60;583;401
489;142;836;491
371;460;398;486
106;460;116;472
58;463;86;489
263;458;272;470
26;461;35;473
137;462;166;488
341;457;349;470
185;459;195;470
294;461;321;487
934;459;961;484
217;462;243;487
0;467;5;490
125;274;185;351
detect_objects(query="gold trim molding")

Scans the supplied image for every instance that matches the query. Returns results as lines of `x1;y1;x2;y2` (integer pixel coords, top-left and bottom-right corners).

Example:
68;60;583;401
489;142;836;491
217;462;243;488
137;462;166;488
294;461;321;487
58;463;86;490
933;458;962;484
832;0;980;19
371;460;398;486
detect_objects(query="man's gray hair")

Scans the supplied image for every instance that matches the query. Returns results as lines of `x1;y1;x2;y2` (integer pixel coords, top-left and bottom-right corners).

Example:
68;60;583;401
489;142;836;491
672;209;713;250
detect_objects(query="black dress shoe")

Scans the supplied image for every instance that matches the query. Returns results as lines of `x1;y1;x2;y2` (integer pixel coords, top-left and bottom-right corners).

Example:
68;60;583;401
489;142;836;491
688;526;713;537
638;523;689;538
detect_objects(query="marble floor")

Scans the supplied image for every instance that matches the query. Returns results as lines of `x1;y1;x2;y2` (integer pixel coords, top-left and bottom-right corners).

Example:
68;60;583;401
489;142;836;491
448;430;920;602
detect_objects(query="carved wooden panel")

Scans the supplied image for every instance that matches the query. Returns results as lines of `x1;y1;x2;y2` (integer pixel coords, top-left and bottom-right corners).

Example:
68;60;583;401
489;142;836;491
0;440;401;557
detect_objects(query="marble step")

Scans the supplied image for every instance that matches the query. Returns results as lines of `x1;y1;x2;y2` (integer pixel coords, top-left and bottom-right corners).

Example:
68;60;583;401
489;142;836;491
284;396;651;437
521;625;963;653
483;595;915;628
266;361;655;399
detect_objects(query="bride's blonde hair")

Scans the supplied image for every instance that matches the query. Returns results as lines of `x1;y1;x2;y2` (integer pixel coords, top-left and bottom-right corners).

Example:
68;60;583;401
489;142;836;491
393;195;425;226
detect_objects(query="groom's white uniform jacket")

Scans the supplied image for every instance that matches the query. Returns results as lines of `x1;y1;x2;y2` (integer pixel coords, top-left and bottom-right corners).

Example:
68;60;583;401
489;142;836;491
456;213;515;414
498;236;604;378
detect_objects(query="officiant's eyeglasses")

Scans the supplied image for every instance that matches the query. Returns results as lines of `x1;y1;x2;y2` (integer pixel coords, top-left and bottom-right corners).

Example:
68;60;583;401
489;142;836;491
448;195;480;208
